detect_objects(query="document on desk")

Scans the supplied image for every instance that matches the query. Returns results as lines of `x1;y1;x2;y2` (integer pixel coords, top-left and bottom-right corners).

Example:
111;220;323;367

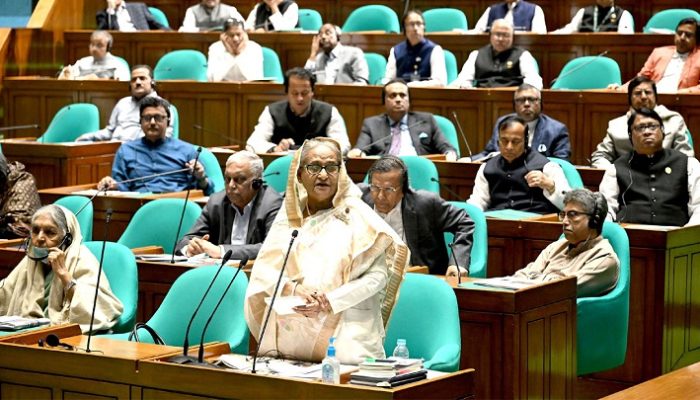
473;277;537;291
0;316;50;331
135;254;188;262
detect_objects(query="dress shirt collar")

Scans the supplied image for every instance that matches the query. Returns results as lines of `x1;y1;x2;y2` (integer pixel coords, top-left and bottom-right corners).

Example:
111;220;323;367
326;43;343;60
387;113;408;127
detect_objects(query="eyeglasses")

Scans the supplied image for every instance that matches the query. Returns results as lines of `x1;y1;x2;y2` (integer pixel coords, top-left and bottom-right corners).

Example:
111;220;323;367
304;164;340;175
676;30;695;39
558;210;591;221
140;114;167;123
514;96;540;104
632;123;661;133
405;21;424;27
225;176;252;186
369;185;399;194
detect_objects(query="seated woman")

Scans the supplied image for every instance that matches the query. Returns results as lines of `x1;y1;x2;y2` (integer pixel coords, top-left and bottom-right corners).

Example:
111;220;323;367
0;205;123;332
245;138;409;364
0;153;41;239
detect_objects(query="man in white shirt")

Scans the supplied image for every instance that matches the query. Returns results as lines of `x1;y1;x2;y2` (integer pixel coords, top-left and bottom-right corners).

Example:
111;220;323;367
471;0;546;33
304;23;368;84
207;18;263;82
245;0;298;32
96;0;169;31
553;0;634;34
179;0;245;32
59;30;130;81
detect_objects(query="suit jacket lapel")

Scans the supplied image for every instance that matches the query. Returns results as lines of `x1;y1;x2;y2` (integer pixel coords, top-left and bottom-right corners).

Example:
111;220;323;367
222;197;234;245
407;112;422;150
245;189;264;243
401;193;420;251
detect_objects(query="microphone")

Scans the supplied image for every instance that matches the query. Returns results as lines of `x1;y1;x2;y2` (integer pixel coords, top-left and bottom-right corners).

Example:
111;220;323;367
448;241;466;285
550;50;609;87
170;147;202;264
108;167;191;189
252;229;299;373
40;333;75;350
167;249;235;365
74;187;109;217
358;120;426;153
85;208;113;352
196;255;249;364
262;170;281;185
0;123;39;132
192;124;250;149
451;111;473;158
430;177;466;202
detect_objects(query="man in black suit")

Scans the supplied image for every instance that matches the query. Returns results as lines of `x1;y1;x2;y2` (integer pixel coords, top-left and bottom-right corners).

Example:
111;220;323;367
360;156;474;275
175;151;283;260
347;79;457;160
96;0;170;31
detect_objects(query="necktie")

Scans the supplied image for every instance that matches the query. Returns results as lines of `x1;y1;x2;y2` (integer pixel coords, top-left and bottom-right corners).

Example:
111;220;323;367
388;122;401;155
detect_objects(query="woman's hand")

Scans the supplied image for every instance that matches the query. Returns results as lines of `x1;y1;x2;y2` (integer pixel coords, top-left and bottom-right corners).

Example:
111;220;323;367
47;247;71;286
293;291;330;318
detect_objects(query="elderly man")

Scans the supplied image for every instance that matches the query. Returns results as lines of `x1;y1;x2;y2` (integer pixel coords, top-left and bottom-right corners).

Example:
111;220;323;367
176;151;282;259
472;0;546;33
471;84;570;161
591;76;693;168
246;67;350;154
599;108;700;226
305;23;368;84
359;156;474;275
553;0;634;33
245;0;298;32
59;31;130;81
207;18;263;82
76;65;173;142
468;116;570;213
512;189;619;297
384;10;446;87
98;96;212;195
0;153;41;239
179;0;245;32
348;79;457;160
451;19;542;89
96;0;169;31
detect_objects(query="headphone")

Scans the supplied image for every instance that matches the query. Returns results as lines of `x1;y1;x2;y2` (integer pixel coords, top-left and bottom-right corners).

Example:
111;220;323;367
252;178;263;190
38;334;75;350
588;192;607;232
26;232;73;261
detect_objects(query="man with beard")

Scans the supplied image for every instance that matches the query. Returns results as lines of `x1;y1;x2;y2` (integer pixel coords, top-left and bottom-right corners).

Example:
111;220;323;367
304;23;368;84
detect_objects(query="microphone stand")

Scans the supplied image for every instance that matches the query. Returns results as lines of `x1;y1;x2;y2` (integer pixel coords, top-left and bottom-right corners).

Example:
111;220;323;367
0;124;39;132
451;111;473;158
448;242;466;285
550;50;609;87
430;177;466;202
170;147;202;264
85;208;113;353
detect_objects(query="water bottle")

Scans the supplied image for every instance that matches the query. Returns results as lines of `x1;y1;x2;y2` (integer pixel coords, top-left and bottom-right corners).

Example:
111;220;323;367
321;337;340;384
392;338;410;359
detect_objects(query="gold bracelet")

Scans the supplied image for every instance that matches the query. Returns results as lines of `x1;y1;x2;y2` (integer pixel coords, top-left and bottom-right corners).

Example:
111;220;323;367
291;281;299;296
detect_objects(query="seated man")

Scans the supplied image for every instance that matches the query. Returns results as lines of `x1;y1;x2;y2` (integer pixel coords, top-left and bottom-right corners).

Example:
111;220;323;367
0;153;41;239
471;0;546;33
348;79;457;160
451;19;542;89
96;0;169;31
179;0;245;32
98;96;213;195
599;108;700;226
383;10;446;88
76;65;173;142
512;189;619;297
246;67;350;153
304;23;368;84
552;0;634;33
470;84;570;161
207;18;263;82
360;155;474;275
591;76;693;168
245;0;298;32
176;151;282;259
468;115;570;213
59;31;130;81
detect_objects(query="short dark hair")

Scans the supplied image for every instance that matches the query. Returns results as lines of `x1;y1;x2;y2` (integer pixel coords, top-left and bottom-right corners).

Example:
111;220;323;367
284;67;315;93
224;18;245;31
498;115;529;148
131;64;153;78
627;107;664;136
563;189;607;234
627;75;657;107
676;17;700;42
139;96;171;119
402;9;424;29
381;78;409;104
367;155;410;193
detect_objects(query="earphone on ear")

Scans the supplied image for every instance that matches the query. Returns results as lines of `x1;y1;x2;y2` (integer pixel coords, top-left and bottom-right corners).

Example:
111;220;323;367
588;193;606;231
252;178;263;190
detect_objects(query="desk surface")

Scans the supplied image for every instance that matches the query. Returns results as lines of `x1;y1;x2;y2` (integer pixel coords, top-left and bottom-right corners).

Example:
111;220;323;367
602;361;700;400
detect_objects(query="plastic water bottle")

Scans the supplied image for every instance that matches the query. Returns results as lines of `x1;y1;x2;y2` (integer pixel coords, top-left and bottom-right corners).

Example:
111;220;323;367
321;337;340;384
392;338;410;359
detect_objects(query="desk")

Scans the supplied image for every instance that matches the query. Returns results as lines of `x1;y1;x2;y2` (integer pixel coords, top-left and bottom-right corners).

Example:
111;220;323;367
602;361;700;399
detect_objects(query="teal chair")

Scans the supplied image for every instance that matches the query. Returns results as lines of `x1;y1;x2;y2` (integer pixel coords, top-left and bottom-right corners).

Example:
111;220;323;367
117;198;202;253
687;129;694;147
198;147;225;193
577;221;630;375
147;6;170;28
434;115;460;157
106;265;250;354
113;55;131;79
443;49;458;85
154;50;207;82
644;9;700;33
262;47;284;83
262;154;293;193
424;8;468;32
364;52;387;85
342;5;400;33
445;202;487;278
85;241;138;334
548;157;583;189
54;196;93;241
169;103;179;139
37;103;100;143
401;156;440;193
385;273;461;372
298;8;323;31
551;56;621;90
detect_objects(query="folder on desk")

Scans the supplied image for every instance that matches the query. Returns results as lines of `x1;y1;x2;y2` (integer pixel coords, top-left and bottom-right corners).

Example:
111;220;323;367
0;316;50;331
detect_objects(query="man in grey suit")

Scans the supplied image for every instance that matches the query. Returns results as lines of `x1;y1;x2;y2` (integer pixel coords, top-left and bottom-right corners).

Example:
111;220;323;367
360;156;474;275
348;79;457;160
305;23;369;85
175;151;282;260
96;0;170;31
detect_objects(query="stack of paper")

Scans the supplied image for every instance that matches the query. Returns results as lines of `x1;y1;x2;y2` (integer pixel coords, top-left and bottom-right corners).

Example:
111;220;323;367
0;316;50;331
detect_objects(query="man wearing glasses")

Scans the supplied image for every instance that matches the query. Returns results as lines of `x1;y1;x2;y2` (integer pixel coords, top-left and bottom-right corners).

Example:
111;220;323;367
511;188;619;297
469;84;570;161
599;108;700;226
359;155;474;275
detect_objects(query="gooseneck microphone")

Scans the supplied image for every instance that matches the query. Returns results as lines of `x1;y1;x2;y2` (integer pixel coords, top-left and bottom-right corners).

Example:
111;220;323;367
0;123;39;132
448;241;466;285
109;167;191;189
86;208;113;353
192;124;247;147
549;50;609;87
170;147;202;264
430;177;466;202
252;229;298;373
451;111;473;158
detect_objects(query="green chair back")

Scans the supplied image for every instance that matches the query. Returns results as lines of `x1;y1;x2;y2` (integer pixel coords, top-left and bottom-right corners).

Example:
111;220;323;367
577;221;630;375
147;6;170;28
342;5;400;33
262;46;284;83
154;50;207;82
169;103;179;139
433;115;460;157
443;49;458;85
263;154;293;193
54;196;93;241
686;129;694;147
364;52;387;85
117;198;202;253
113;55;131;79
423;8;468;32
644;9;700;33
38;103;100;143
298;8;323;31
547;157;583;188
551;56;621;90
384;273;461;372
445;202;487;277
85;241;138;334
401;155;440;193
198;147;225;193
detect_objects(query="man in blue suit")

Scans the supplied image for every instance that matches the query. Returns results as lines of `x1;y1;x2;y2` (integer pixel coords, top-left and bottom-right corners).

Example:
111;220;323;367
96;0;170;31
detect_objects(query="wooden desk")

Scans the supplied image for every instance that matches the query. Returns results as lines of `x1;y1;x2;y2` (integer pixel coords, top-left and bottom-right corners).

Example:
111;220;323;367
602;361;700;399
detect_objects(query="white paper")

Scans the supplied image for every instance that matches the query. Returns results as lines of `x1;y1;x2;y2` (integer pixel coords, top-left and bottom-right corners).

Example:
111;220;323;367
473;277;537;290
264;296;306;316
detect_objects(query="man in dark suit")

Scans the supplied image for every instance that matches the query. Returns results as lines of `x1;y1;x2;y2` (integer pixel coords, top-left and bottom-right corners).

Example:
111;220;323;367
347;79;457;160
96;0;170;31
360;156;474;275
175;151;282;260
